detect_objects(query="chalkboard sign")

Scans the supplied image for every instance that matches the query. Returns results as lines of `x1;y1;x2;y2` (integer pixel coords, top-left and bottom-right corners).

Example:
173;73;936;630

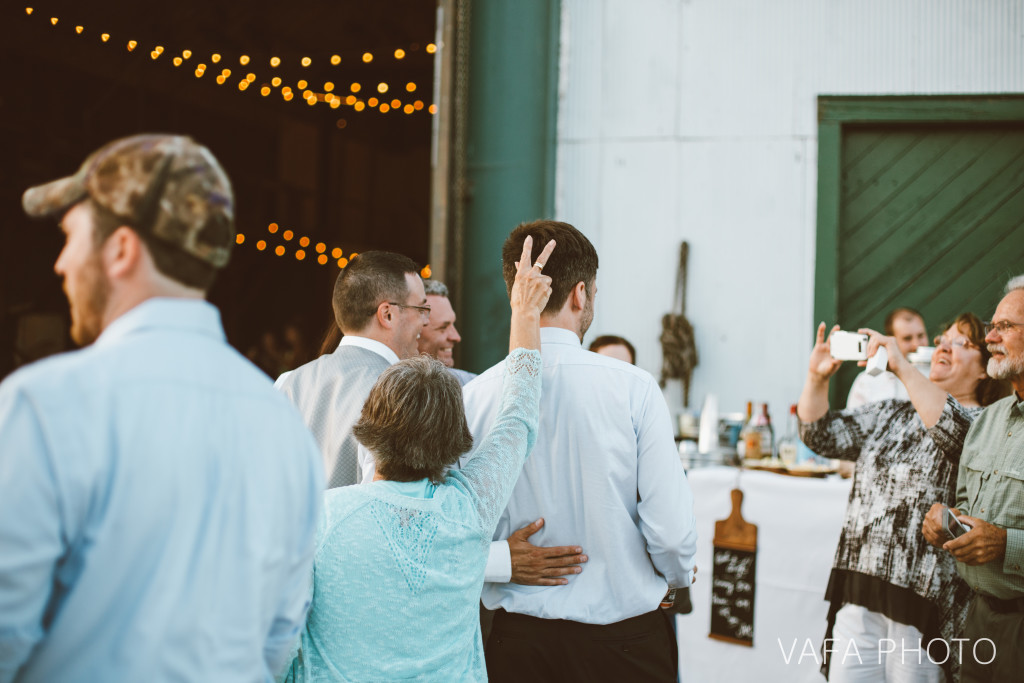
710;547;756;645
709;488;757;646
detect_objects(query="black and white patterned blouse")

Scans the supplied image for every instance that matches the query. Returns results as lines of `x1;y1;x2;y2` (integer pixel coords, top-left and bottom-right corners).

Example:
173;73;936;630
800;396;980;681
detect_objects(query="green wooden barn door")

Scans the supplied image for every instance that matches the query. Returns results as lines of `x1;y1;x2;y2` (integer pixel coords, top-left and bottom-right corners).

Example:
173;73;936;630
830;122;1024;405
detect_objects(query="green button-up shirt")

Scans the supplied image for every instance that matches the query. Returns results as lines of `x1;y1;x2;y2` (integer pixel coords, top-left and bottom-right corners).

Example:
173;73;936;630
953;392;1024;599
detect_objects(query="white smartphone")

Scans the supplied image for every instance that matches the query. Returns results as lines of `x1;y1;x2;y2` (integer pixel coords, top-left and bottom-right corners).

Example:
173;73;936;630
830;331;869;361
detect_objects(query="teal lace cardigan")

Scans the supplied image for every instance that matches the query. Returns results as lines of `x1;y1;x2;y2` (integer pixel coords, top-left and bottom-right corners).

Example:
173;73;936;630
279;348;541;682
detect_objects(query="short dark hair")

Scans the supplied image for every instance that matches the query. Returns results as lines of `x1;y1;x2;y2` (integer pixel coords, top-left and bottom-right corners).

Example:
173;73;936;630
589;335;636;364
502;220;599;316
332;251;421;333
87;199;217;289
353;356;474;484
944;312;1011;407
883;307;924;336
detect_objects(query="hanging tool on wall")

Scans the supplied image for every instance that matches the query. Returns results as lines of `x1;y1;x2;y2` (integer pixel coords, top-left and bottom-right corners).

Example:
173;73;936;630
659;241;698;406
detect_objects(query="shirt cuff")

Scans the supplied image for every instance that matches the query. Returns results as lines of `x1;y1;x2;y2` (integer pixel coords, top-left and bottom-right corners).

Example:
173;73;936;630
484;540;512;583
1004;527;1024;578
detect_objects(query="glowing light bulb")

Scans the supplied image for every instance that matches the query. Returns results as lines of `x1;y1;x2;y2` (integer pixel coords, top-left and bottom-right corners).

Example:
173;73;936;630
239;55;250;65
315;243;326;253
426;43;437;54
306;96;317;106
330;98;341;109
268;223;279;233
281;87;292;95
428;104;437;114
173;57;183;66
270;56;280;67
238;80;248;91
50;17;58;25
338;257;348;268
275;245;285;256
346;95;356;105
155;46;164;55
75;25;83;34
182;49;192;59
221;68;231;77
349;252;358;259
331;247;343;258
246;73;255;82
283;91;294;101
302;90;313;100
256;240;267;251
260;86;271;96
299;236;310;247
295;249;306;260
391;98;400;108
195;68;204;77
318;254;329;265
101;33;110;42
216;75;225;84
406;82;416;92
420;265;432;279
324;81;334;92
25;8;33;16
377;82;388;94
380;104;390;113
127;40;137;51
350;82;361;93
151;51;160;59
362;52;373;63
354;101;365;112
235;234;245;245
330;54;341;65
282;230;293;241
197;63;206;71
367;97;378;107
301;57;311;67
413;100;423;110
297;79;308;89
394;49;405;59
403;104;414;114
211;53;220;63
271;76;281;87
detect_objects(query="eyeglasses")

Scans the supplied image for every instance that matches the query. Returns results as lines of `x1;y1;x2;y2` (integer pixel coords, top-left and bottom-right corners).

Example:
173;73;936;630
388;302;431;319
984;320;1024;336
933;336;976;350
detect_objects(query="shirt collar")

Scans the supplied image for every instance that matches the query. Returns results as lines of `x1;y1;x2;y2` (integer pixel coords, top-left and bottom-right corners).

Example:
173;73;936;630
541;326;583;347
94;298;225;348
338;335;399;365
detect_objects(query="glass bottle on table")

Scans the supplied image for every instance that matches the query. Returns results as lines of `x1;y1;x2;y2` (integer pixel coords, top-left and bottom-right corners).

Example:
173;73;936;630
754;403;774;461
737;400;754;458
777;404;799;468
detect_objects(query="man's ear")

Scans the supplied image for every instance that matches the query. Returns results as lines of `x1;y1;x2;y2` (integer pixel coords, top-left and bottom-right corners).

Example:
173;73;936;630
103;226;144;280
375;301;394;329
571;281;587;311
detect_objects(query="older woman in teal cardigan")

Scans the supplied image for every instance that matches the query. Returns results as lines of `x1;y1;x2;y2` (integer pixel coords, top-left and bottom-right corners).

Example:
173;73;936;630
279;237;556;682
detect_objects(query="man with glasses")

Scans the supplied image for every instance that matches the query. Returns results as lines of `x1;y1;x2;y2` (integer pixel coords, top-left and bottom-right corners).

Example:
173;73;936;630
277;251;428;488
923;275;1024;682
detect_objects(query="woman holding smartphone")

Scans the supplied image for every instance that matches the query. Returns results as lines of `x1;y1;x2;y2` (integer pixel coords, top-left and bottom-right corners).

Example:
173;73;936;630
798;314;1007;683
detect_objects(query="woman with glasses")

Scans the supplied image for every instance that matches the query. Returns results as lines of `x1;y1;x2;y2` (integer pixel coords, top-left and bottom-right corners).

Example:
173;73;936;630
797;313;1008;683
278;237;555;683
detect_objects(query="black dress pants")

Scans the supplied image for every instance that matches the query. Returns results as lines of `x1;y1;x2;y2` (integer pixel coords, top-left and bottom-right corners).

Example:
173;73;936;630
485;608;678;683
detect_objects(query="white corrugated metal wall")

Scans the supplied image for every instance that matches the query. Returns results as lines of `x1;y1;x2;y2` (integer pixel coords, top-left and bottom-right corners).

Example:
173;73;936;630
557;0;1024;422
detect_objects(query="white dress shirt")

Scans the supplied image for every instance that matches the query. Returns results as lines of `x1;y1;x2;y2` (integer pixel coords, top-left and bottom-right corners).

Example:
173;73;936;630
463;327;698;624
846;370;909;408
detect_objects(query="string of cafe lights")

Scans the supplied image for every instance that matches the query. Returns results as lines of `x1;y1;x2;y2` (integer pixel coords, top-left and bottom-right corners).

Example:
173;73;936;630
235;222;432;280
23;7;439;117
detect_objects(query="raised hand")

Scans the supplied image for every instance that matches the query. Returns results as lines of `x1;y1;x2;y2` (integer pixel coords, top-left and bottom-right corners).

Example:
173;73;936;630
858;327;908;375
510;235;555;318
809;323;843;381
508;236;555;352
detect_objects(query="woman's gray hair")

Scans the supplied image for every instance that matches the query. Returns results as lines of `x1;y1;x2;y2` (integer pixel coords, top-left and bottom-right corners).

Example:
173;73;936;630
353;356;473;484
1005;275;1024;294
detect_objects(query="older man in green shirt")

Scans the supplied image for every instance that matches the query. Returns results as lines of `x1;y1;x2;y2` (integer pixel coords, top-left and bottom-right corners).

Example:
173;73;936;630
923;275;1024;683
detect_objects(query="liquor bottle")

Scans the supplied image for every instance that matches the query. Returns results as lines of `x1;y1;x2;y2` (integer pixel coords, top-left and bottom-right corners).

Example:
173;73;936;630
754;403;775;460
777;404;799;467
737;401;754;458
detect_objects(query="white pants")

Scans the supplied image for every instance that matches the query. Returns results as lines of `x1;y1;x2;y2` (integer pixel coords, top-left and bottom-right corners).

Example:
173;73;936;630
829;604;945;683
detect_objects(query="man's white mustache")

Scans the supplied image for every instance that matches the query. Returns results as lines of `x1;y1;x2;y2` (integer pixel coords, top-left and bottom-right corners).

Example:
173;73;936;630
987;344;1007;354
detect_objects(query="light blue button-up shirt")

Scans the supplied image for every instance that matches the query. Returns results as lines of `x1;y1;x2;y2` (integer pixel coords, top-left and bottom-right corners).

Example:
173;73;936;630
0;298;324;683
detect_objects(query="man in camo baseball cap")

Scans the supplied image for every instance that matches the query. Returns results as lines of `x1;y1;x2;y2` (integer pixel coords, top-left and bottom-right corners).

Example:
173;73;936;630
22;133;234;268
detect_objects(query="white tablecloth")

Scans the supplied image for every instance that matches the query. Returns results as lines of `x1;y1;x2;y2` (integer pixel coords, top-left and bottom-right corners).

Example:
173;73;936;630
676;467;852;683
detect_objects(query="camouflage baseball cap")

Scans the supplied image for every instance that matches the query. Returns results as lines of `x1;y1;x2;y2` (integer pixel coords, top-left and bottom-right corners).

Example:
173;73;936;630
22;134;235;268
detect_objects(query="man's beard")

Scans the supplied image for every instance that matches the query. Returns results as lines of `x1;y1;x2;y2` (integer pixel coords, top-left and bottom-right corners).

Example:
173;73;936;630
69;252;110;346
579;291;595;339
987;345;1024;381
